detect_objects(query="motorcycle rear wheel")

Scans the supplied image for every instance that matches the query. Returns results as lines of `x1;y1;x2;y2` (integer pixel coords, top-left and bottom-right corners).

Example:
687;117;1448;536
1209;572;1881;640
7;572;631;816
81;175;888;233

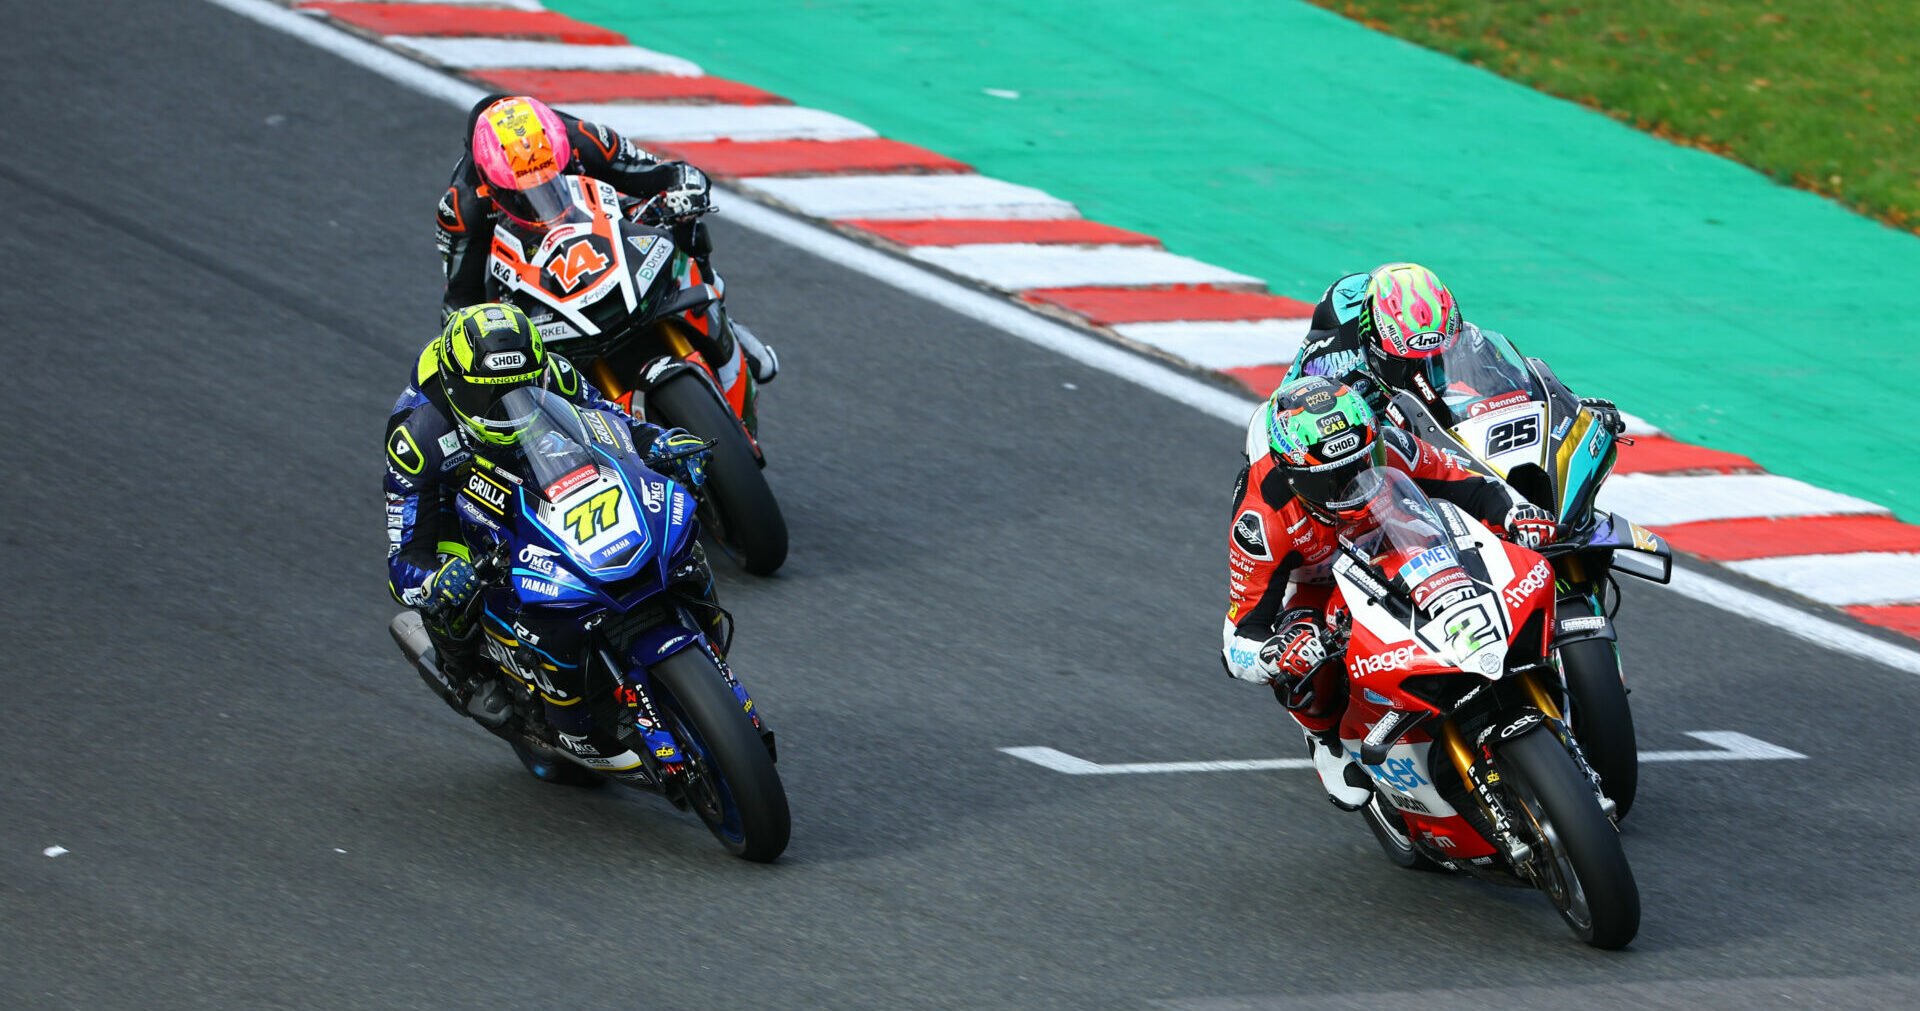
652;648;789;862
1496;727;1640;949
1559;637;1638;820
647;371;788;576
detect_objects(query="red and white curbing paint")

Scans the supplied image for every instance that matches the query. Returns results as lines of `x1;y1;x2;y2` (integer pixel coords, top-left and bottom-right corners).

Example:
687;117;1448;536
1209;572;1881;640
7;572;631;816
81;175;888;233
294;0;1920;641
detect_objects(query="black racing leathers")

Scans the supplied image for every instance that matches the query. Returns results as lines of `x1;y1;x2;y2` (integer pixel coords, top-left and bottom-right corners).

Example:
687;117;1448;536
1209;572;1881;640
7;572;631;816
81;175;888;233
383;343;666;605
435;95;693;318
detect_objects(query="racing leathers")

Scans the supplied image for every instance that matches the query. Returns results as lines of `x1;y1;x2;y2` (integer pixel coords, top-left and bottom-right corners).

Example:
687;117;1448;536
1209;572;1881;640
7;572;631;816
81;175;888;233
435;96;779;383
435;95;705;318
383;345;666;613
1222;425;1532;736
1284;271;1624;434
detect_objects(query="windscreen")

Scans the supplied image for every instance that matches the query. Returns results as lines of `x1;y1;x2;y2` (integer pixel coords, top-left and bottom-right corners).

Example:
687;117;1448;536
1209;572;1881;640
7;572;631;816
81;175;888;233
1422;325;1541;423
1337;467;1472;611
491;387;602;498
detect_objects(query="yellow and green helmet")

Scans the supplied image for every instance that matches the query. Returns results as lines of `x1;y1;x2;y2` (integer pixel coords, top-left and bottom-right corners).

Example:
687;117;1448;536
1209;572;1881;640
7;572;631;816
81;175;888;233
437;302;549;446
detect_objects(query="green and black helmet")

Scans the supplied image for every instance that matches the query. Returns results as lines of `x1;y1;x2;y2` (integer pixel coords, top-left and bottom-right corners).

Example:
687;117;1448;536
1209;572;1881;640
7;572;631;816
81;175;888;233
1265;375;1385;522
437;303;549;446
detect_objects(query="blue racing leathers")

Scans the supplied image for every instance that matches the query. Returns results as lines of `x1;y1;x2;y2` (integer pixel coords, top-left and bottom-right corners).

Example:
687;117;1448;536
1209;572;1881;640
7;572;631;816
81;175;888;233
383;341;666;606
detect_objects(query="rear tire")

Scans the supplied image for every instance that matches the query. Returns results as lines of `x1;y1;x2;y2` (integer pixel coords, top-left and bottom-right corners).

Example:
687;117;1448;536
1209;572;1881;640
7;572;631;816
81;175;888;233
651;649;790;862
647;372;788;576
1496;727;1640;949
1362;793;1443;871
1559;638;1638;820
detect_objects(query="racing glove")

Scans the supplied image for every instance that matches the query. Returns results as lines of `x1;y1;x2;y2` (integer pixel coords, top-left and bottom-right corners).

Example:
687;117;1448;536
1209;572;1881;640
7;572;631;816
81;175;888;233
649;428;711;489
1505;503;1558;549
1580;397;1627;436
658;164;712;218
1339;368;1390;418
423;556;481;632
1260;612;1332;710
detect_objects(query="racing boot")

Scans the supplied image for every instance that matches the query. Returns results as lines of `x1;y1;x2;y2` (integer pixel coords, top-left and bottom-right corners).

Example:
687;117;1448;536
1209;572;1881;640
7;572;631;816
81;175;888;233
733;321;779;384
1307;729;1372;811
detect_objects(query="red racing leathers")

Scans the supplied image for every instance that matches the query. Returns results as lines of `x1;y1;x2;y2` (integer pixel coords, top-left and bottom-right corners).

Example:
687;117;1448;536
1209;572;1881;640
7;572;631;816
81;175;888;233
1222;426;1526;732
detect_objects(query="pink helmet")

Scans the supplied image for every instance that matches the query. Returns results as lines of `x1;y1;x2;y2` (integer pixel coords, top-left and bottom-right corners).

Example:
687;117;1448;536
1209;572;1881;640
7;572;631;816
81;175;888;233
470;96;574;226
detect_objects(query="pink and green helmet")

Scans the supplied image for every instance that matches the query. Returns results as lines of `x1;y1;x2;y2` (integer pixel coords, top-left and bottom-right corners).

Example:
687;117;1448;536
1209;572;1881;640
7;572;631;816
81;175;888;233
1358;262;1462;361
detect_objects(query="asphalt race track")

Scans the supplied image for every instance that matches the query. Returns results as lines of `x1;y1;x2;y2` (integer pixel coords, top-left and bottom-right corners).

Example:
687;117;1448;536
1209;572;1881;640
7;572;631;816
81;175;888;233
3;3;1917;1007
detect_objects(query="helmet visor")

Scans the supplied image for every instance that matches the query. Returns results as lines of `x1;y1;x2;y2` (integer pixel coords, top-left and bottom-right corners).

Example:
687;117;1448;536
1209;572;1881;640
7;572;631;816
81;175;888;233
1287;448;1376;515
493;175;581;229
449;368;542;442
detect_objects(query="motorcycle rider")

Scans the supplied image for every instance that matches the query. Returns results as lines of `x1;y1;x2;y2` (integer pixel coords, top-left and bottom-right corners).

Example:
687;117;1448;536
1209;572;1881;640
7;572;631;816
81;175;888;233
1223;375;1559;809
385;302;711;725
435;93;779;384
1282;262;1624;435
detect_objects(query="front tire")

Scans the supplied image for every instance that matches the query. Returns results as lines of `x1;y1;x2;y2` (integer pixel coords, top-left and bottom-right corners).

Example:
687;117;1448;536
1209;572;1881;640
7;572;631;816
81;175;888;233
1496;727;1640;949
1559;637;1637;820
647;372;788;576
651;649;789;862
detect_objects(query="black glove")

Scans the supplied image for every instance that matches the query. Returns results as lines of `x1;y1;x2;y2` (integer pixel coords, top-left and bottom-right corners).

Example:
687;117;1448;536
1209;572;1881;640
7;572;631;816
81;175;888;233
1580;397;1626;436
658;163;712;219
1341;368;1390;418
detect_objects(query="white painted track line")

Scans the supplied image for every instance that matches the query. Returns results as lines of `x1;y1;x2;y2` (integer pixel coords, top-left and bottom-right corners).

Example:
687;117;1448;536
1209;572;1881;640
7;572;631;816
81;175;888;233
735;175;1079;221
385;37;704;75
560;103;877;142
203;0;1920;679
1003;732;1805;775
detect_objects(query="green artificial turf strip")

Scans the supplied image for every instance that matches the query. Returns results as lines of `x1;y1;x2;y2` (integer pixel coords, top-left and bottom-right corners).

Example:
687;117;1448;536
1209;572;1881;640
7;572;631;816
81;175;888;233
1314;0;1920;231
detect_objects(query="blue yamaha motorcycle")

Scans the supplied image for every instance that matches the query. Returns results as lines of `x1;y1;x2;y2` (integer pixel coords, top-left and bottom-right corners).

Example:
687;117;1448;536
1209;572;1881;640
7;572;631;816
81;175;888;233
389;388;788;861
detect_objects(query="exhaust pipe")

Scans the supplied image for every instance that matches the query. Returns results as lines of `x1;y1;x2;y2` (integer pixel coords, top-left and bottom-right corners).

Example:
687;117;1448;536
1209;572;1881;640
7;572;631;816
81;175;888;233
389;611;457;708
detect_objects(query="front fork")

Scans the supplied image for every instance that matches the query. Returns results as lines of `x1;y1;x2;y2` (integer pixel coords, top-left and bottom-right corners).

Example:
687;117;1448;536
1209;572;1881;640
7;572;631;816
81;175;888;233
1438;668;1613;871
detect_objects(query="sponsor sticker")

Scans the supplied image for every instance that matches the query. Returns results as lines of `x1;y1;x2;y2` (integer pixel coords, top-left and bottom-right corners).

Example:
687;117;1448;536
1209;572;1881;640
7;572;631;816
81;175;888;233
1504;560;1553;609
1467;390;1532;418
465;473;510;513
1352;644;1416;676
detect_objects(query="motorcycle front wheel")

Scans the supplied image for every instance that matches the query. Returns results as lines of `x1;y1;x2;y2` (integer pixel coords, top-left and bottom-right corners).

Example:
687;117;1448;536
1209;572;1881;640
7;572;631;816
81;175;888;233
1559;637;1637;820
647;371;788;576
1495;727;1639;949
651;648;789;862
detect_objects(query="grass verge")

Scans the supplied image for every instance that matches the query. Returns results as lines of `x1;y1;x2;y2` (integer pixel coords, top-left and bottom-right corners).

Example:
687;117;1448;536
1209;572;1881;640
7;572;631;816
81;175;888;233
1313;1;1920;232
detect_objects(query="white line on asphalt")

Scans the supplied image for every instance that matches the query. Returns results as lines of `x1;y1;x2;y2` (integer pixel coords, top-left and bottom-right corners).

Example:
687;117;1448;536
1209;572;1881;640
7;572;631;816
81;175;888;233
202;0;1920;679
1001;731;1805;775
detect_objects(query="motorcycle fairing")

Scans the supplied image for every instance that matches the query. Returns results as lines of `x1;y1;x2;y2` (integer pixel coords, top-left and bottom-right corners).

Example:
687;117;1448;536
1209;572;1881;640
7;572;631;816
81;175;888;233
487;177;677;343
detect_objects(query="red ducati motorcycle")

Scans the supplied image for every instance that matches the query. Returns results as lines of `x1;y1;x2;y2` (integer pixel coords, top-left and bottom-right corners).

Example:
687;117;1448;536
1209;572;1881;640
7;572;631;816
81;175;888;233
1321;467;1641;949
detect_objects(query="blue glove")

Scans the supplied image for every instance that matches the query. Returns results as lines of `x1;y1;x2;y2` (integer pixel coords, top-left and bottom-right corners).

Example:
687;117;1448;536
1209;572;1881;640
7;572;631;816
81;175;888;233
425;556;480;615
649;428;710;489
